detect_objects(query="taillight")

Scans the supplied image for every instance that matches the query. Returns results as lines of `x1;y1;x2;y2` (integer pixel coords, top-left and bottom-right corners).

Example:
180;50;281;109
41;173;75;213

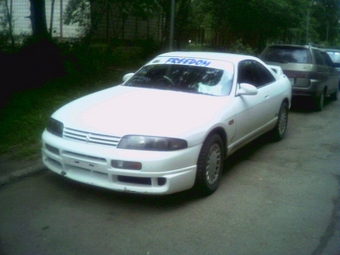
284;70;323;80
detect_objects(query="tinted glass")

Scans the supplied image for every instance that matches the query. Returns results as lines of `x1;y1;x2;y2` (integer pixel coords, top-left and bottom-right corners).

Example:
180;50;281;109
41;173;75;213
238;60;275;87
124;64;233;96
262;46;312;64
320;52;335;67
313;49;325;65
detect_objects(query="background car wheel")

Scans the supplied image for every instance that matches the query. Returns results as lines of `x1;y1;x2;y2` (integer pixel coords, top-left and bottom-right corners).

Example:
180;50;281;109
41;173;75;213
314;91;325;111
330;86;339;101
194;134;224;196
271;101;288;141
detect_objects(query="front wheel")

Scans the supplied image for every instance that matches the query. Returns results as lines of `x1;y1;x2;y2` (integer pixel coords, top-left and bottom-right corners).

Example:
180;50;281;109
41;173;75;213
194;134;224;196
271;101;288;141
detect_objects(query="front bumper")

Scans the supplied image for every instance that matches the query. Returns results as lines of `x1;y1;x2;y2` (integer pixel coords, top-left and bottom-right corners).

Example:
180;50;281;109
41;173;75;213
42;130;201;195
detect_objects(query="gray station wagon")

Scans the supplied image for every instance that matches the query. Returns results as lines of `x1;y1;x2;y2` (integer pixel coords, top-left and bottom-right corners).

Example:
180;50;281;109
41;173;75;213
261;44;339;111
324;48;340;88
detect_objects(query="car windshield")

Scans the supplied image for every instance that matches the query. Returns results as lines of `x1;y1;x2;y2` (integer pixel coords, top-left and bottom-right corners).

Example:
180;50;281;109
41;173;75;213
326;51;340;67
262;46;312;64
123;64;233;96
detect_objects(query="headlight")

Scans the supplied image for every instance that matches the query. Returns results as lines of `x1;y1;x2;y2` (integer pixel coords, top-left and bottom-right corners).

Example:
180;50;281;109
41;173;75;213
46;118;64;137
118;135;187;151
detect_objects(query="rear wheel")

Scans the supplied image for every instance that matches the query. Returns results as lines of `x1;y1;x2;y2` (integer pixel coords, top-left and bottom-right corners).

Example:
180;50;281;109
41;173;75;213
330;86;339;101
314;90;325;111
271;101;288;141
194;134;224;196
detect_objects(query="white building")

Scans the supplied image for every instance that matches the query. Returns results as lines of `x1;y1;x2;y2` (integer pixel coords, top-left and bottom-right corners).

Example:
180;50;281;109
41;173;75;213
0;0;89;38
0;0;164;42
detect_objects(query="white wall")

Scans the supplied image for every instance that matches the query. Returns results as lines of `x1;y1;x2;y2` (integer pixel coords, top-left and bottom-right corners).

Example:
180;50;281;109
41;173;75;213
1;0;90;38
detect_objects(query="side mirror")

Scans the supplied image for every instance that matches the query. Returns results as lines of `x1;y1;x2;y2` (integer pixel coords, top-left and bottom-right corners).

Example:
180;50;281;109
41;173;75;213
122;73;134;82
237;83;258;96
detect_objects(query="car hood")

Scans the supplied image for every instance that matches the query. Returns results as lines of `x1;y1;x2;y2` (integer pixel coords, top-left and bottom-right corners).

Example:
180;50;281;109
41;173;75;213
52;85;230;138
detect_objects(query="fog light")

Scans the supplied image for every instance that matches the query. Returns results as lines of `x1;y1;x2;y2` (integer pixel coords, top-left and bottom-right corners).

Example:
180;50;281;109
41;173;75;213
111;160;142;170
157;178;166;186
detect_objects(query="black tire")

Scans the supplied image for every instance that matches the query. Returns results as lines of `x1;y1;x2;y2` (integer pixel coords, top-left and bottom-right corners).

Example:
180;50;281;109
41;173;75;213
314;91;325;111
194;134;224;196
271;101;288;141
330;86;339;101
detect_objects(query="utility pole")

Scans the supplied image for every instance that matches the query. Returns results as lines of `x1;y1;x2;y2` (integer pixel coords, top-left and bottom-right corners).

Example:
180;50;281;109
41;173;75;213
306;5;310;44
169;0;175;51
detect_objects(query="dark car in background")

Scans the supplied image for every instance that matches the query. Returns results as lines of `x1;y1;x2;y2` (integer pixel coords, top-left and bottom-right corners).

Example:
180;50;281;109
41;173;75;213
261;44;339;111
324;48;340;88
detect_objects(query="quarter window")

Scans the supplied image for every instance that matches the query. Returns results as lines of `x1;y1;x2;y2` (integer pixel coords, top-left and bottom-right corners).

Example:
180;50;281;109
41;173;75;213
313;49;326;66
238;60;275;87
320;52;335;67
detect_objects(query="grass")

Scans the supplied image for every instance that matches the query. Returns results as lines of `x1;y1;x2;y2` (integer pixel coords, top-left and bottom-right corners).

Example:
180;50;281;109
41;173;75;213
0;69;126;159
0;40;155;160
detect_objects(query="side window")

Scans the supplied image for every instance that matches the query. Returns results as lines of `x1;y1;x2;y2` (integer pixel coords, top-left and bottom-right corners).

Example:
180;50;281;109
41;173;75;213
320;52;334;67
252;61;276;86
313;49;326;66
238;60;275;88
238;60;255;85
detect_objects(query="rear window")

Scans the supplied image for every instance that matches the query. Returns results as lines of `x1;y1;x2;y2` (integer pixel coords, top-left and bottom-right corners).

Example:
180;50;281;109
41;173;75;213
262;46;312;64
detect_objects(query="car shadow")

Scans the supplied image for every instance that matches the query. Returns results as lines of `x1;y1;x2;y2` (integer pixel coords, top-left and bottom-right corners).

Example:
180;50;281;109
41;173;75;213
45;169;202;206
45;130;275;208
290;96;333;112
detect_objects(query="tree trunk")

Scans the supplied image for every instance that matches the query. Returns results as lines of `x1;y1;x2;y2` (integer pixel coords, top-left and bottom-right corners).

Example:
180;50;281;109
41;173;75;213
29;0;50;39
49;0;56;35
4;0;15;47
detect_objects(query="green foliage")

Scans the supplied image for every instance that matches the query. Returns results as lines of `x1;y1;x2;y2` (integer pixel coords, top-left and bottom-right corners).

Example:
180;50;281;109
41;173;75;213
0;0;15;49
0;38;154;158
184;39;255;55
62;0;339;50
227;39;255;55
64;0;91;26
311;0;339;44
1;0;339;159
190;0;339;49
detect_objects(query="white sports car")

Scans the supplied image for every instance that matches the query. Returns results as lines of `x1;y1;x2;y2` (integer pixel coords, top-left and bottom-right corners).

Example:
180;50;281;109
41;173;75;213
42;52;291;195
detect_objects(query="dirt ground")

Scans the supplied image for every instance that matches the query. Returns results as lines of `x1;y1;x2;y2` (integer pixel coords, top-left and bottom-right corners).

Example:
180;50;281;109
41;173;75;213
0;152;44;186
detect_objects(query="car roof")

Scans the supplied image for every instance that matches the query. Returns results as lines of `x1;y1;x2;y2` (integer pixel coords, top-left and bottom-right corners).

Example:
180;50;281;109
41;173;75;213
157;51;257;63
324;48;340;52
265;44;320;50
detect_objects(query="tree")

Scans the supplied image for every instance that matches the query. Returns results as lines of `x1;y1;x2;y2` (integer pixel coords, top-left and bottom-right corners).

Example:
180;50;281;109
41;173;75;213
64;0;161;43
29;0;50;40
3;0;15;47
190;0;340;50
312;0;339;45
11;0;65;89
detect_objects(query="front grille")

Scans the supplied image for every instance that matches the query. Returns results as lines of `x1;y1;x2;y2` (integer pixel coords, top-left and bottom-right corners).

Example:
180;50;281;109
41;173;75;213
63;151;107;163
63;127;121;146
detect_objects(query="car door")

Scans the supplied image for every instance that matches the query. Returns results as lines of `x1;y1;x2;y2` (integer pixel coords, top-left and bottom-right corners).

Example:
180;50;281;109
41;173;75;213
320;51;339;92
313;49;338;92
232;60;280;145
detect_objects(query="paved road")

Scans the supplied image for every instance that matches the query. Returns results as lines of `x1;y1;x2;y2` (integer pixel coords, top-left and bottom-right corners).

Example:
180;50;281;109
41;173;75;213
0;97;339;255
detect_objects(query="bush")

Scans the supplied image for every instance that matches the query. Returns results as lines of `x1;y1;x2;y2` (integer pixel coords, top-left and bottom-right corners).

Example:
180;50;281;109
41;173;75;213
226;39;255;55
183;39;256;55
0;38;160;157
